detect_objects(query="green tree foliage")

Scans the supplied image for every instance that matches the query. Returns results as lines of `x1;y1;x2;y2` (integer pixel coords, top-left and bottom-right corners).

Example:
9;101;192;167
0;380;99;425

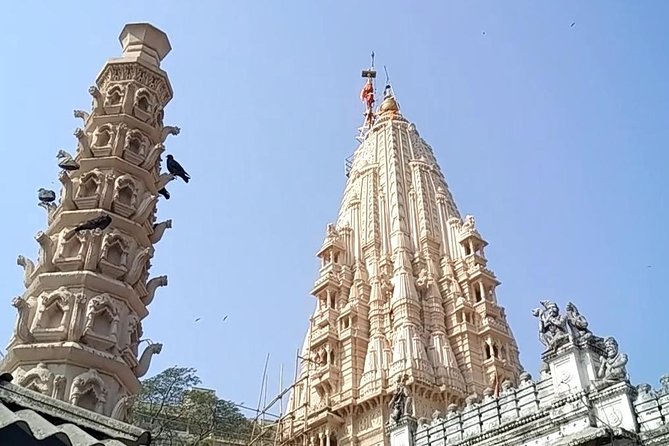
131;366;254;445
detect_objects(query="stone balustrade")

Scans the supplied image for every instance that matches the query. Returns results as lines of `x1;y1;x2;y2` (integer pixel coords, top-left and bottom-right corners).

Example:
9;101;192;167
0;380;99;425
392;338;669;446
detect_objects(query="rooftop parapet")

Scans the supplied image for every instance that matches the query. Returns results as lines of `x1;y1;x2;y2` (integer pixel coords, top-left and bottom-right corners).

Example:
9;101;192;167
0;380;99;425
391;300;669;446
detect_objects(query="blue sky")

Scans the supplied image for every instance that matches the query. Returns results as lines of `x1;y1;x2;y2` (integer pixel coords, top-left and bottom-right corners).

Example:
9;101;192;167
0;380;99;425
1;1;667;416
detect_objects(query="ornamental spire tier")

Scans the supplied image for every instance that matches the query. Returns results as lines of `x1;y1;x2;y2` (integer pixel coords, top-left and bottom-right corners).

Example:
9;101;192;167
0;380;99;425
0;23;184;421
281;73;522;446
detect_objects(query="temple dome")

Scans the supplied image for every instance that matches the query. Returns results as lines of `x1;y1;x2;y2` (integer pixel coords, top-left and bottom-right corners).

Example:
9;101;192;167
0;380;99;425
379;95;399;114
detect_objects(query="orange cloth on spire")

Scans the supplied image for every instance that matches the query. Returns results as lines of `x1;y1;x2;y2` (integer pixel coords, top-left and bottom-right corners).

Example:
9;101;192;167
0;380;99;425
360;82;374;104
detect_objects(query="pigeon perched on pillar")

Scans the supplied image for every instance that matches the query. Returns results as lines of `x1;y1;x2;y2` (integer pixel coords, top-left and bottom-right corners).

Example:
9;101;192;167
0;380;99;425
74;214;112;232
166;154;190;183
57;150;80;171
38;188;56;204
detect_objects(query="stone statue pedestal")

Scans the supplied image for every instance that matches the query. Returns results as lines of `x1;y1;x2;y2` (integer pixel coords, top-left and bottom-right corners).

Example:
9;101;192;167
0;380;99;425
542;338;604;395
387;416;417;446
591;381;638;433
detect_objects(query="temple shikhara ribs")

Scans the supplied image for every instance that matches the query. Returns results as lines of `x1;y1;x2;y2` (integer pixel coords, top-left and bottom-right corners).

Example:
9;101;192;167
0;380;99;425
280;71;522;446
1;24;181;421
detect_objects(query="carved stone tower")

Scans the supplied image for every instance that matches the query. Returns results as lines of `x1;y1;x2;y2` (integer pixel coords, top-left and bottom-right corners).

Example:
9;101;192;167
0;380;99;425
0;23;181;420
280;90;523;446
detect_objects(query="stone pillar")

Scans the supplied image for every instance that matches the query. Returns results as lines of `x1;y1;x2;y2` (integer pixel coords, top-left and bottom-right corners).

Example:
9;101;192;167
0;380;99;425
0;23;180;419
542;340;603;395
387;417;417;446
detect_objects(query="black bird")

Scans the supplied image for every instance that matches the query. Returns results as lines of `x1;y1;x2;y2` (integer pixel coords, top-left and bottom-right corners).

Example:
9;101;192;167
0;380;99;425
570;22;575;27
57;149;79;171
166;154;191;183
74;214;112;232
158;187;170;200
38;188;56;204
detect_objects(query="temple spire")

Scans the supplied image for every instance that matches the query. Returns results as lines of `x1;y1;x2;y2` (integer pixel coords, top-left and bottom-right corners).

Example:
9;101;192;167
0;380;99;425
282;70;522;446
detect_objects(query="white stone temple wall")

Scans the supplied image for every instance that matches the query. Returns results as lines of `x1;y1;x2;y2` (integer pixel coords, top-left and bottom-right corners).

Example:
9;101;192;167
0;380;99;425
388;302;669;446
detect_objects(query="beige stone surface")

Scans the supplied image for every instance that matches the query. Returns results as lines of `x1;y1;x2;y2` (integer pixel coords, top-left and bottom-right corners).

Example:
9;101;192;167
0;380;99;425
281;94;522;446
0;23;179;420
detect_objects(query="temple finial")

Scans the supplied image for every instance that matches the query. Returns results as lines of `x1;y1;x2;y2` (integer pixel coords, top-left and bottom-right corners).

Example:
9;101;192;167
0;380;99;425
379;65;400;115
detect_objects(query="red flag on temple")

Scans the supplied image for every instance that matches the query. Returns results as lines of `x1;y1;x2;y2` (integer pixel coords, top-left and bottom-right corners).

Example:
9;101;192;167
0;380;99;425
360;81;374;104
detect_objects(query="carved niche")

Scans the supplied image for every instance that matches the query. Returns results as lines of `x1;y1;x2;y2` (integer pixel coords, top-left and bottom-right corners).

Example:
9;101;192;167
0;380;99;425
99;230;130;279
133;88;156;123
112;174;140;217
16;363;66;399
75;170;104;209
31;287;74;342
121;313;142;369
91;123;118;157
103;84;126;114
53;229;87;271
70;369;107;413
81;294;120;352
122;128;151;165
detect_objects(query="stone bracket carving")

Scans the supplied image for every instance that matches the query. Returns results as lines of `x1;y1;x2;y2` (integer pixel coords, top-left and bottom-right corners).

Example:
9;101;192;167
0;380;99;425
16;255;35;289
156;172;175;190
73;109;90;123
12;296;35;343
89;86;104;115
74;127;90;156
143;275;168;306
150;220;172;244
160;125;180;143
58;170;77;211
38;201;58;225
133;342;162;378
36;231;56;272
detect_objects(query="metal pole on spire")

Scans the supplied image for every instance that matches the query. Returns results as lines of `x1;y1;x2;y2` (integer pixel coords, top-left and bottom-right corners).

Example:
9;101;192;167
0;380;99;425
383;65;393;98
356;51;378;143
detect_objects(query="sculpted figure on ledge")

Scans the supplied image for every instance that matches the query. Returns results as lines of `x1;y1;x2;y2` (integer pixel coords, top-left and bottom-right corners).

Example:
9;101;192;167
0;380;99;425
389;375;412;423
565;302;593;341
532;300;569;351
595;337;629;388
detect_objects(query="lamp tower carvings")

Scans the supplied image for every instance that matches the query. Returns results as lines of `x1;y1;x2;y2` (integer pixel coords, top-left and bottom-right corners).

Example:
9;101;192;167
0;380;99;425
280;70;522;446
1;23;181;420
